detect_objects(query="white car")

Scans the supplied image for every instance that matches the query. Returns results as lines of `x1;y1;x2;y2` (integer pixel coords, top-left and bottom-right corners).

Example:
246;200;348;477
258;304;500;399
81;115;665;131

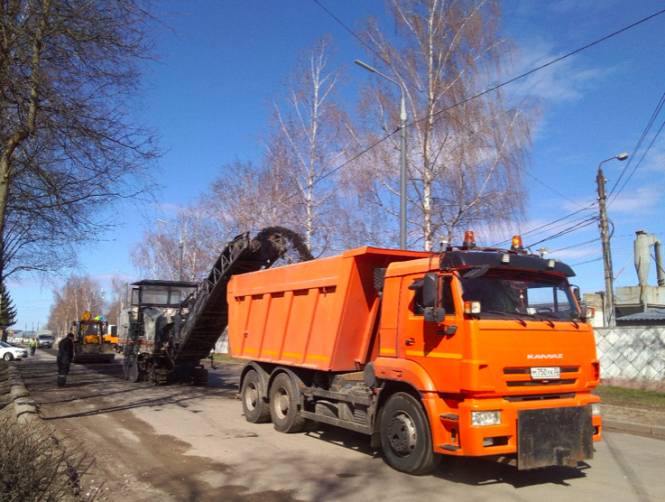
0;341;28;361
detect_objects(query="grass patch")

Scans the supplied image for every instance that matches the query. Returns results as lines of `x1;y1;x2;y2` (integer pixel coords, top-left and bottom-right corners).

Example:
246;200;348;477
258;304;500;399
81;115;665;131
596;385;665;410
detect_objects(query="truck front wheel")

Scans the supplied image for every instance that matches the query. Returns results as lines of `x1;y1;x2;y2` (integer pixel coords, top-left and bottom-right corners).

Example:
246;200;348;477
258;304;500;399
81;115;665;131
379;392;439;475
269;372;305;433
241;369;270;423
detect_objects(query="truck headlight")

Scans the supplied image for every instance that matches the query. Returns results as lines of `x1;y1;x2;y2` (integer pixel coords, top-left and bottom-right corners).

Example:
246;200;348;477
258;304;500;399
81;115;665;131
471;410;501;426
591;403;601;416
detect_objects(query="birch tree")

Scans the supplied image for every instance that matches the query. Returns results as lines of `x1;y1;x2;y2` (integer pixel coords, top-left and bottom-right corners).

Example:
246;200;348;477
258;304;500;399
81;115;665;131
271;38;353;255
46;275;104;336
132;207;219;281
355;0;533;250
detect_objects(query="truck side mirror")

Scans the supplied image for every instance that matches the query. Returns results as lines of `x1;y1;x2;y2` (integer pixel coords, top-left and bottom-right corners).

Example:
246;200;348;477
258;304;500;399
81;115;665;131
423;273;445;323
422;273;438;308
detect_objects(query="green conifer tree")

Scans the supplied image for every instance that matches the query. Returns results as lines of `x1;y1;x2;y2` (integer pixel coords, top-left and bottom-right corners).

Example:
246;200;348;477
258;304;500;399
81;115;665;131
0;283;17;342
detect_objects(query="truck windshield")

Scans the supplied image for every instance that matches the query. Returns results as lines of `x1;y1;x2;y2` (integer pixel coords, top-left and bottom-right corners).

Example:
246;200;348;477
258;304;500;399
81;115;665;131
460;268;579;320
83;324;102;335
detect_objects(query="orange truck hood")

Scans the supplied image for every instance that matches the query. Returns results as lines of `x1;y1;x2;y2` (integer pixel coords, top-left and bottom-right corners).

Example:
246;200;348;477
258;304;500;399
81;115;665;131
461;319;599;397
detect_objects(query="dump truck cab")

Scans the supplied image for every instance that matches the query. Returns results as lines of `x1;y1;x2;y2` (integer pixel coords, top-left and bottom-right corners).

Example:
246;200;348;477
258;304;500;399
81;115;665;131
374;234;601;468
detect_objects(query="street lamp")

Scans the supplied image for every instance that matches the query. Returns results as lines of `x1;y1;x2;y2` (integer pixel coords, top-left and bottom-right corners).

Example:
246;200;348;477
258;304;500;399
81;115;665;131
596;152;629;327
355;59;408;249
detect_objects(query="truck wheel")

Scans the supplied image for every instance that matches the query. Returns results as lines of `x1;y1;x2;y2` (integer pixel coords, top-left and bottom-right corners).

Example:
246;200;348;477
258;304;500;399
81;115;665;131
241;370;271;423
379;392;439;475
269;372;305;433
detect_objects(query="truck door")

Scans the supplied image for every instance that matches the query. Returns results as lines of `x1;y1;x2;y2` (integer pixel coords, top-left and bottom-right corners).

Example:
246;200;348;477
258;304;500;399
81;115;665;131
399;273;463;392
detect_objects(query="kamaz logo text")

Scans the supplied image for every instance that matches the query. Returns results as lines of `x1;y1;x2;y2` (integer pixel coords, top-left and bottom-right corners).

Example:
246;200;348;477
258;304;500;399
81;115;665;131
527;353;563;360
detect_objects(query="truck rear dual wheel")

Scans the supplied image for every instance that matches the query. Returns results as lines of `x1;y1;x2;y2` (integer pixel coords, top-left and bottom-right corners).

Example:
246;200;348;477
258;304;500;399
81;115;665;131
380;392;439;475
241;369;270;423
269;373;305;433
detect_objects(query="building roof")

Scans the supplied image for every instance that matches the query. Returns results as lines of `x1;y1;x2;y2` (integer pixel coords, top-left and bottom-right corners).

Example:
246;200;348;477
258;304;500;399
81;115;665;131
131;279;198;288
617;307;665;323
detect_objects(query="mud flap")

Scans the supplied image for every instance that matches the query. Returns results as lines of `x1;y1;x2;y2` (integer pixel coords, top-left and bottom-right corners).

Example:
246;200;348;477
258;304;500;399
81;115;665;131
518;406;593;470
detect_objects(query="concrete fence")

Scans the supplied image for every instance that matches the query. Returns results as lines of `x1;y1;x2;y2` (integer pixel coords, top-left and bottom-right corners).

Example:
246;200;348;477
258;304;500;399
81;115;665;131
595;326;665;384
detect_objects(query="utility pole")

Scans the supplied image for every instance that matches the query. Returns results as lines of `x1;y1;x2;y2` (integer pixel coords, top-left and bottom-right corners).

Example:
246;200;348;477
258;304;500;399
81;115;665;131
354;59;408;249
178;238;185;281
596;153;629;328
399;89;407;250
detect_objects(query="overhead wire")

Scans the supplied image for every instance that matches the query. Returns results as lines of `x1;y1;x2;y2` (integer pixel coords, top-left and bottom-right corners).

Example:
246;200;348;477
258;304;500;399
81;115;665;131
313;0;665;159
525;216;598;248
571;257;603;267
549;237;601;254
491;205;595;246
307;0;665;239
611;115;665;203
607;90;665;199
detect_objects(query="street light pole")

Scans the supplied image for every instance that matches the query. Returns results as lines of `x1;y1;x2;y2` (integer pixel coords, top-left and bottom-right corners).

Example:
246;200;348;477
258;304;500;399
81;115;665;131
355;59;408;249
596;152;629;328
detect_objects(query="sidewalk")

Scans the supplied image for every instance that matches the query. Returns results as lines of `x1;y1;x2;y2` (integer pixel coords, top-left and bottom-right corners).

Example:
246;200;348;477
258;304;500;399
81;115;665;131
601;403;665;440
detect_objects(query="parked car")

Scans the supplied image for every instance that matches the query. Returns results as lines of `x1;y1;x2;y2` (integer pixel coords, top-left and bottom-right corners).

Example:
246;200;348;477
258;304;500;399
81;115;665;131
37;334;55;348
0;341;28;361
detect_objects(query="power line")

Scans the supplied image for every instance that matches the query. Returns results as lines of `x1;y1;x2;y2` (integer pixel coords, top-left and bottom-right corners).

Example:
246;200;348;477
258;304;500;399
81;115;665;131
312;0;389;66
611;116;665;203
526;216;598;248
549;237;601;254
523;168;584;207
420;6;665;129
491;205;594;246
311;2;665;184
608;90;665;199
571;257;603;267
314;0;665;134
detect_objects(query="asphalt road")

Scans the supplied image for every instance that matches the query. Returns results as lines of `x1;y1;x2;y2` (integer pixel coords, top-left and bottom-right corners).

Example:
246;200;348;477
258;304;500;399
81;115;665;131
16;350;665;502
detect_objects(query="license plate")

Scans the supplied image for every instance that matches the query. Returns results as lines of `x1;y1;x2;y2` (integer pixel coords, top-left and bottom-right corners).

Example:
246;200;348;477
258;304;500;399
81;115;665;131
530;367;560;380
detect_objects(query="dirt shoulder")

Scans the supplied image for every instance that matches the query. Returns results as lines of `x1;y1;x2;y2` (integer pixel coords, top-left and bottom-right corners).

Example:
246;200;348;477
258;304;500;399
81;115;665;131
16;351;280;501
596;385;665;437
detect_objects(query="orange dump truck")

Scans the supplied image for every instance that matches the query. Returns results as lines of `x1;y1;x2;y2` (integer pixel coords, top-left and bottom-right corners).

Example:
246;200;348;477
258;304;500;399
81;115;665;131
227;237;602;474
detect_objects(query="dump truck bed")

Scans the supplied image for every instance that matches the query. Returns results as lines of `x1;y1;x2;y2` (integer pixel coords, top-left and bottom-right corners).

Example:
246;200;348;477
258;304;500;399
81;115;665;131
227;246;432;371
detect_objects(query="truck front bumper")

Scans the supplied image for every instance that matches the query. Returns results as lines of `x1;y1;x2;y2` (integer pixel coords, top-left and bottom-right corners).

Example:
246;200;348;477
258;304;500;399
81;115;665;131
424;392;602;468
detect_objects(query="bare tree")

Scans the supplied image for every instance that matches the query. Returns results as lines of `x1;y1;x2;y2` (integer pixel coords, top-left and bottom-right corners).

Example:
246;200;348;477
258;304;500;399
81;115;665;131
46;275;105;337
271;38;354;255
354;0;533;250
204;159;297;240
105;276;128;325
0;0;157;280
132;207;219;281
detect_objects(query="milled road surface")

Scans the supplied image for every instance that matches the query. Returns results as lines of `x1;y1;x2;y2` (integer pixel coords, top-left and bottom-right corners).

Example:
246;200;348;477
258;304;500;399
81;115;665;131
16;350;665;501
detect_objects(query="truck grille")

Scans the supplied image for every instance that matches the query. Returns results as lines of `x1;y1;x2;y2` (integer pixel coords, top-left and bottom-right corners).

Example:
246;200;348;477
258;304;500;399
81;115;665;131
503;366;579;387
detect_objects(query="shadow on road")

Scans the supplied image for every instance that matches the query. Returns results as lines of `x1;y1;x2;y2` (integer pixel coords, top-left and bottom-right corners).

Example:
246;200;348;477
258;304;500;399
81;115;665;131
305;422;589;488
17;358;240;421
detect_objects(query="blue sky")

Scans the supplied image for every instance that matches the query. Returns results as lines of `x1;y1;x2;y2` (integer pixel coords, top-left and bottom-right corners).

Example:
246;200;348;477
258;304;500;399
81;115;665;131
9;0;665;330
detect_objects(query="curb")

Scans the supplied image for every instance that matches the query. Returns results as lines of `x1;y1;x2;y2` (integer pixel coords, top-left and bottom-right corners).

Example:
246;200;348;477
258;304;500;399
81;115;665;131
604;418;665;441
7;364;39;424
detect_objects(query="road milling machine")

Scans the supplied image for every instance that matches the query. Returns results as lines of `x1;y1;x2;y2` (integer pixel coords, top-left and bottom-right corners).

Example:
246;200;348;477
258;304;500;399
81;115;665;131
117;227;312;385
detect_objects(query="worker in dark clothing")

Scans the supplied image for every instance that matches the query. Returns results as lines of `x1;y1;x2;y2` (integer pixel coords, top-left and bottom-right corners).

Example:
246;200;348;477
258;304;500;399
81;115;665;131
57;333;75;386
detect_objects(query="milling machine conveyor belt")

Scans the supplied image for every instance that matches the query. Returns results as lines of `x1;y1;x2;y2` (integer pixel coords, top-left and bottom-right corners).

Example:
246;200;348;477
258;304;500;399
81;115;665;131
171;227;312;365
